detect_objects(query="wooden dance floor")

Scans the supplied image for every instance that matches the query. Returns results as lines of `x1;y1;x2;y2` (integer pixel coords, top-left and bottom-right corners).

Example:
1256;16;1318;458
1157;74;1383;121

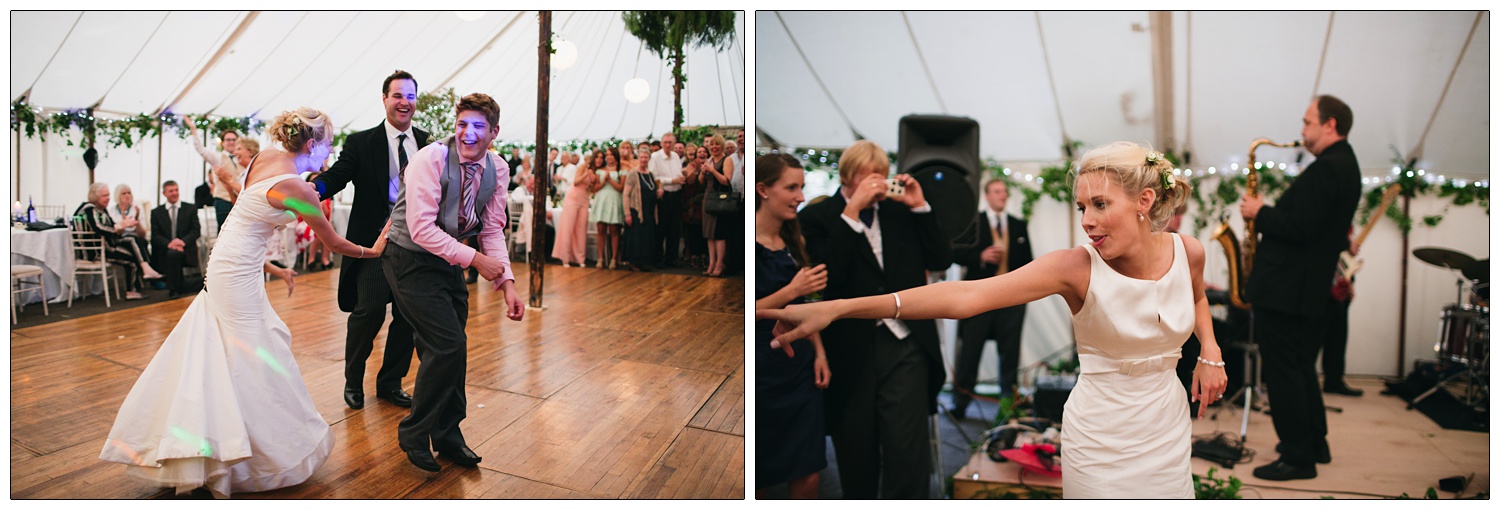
10;265;745;499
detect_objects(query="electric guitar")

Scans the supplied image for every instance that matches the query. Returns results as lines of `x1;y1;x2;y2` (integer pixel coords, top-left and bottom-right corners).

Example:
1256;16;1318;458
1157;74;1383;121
1332;184;1401;300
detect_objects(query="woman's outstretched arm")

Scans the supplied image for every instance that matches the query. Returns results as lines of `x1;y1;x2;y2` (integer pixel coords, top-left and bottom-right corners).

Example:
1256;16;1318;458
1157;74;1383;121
757;247;1088;351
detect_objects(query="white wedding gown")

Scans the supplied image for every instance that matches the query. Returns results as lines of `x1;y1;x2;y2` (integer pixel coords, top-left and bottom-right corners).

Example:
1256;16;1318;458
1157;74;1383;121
99;171;332;498
1061;233;1195;499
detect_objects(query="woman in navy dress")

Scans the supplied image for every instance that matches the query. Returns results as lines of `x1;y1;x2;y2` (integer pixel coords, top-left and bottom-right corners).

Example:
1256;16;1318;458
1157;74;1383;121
754;153;830;498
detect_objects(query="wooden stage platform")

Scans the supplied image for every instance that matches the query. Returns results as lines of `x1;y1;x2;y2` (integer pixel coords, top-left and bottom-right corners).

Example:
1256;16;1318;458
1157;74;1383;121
10;264;745;499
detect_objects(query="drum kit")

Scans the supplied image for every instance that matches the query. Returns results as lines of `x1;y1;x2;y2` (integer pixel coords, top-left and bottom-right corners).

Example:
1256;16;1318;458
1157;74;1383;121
1408;247;1489;410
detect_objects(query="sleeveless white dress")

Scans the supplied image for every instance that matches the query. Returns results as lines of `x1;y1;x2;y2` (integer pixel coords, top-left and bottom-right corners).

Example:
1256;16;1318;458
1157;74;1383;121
1061;233;1195;499
99;172;333;498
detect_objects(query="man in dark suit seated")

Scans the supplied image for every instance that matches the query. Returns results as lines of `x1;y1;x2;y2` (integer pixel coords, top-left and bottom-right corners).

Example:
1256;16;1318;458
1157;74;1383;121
310;70;429;411
150;180;201;298
798;140;952;498
950;179;1033;419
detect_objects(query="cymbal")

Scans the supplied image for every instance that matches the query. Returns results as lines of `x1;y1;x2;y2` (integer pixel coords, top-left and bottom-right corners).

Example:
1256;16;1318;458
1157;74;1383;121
1413;247;1478;270
1463;258;1488;282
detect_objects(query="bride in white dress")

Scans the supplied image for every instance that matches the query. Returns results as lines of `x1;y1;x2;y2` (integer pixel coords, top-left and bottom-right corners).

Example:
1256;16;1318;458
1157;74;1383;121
758;141;1229;499
100;107;388;498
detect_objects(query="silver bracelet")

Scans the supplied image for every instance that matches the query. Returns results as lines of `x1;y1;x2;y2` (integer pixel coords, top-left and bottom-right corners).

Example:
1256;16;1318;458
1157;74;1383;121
359;246;366;259
1197;356;1225;368
892;292;902;320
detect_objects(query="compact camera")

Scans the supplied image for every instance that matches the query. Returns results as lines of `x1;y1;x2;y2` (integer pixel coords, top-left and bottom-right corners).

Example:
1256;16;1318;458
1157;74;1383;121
885;178;906;197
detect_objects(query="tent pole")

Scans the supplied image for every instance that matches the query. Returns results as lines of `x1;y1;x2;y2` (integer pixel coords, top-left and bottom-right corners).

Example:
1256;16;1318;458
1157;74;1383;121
14;126;20;203
156;120;164;203
529;11;553;310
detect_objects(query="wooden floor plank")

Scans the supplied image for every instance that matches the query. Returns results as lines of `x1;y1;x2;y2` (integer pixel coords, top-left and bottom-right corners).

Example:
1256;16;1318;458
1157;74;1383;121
627;428;745;499
12;265;745;499
689;367;746;436
473;358;725;497
618;310;743;375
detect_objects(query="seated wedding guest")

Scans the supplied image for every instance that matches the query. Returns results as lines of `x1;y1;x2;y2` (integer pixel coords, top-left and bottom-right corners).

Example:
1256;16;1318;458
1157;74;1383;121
622;144;661;271
151;180;201;297
754;153;830;499
76;182;163;299
109;183;153;270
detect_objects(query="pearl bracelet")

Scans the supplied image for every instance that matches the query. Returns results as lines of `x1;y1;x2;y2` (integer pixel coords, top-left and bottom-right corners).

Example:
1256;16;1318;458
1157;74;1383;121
1197;356;1225;368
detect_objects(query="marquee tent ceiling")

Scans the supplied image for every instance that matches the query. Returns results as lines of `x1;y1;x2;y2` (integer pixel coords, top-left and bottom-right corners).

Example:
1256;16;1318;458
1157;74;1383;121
12;10;745;142
757;11;1489;180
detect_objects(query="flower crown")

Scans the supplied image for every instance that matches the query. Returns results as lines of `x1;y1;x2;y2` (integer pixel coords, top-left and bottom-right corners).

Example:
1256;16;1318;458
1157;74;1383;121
1145;151;1175;191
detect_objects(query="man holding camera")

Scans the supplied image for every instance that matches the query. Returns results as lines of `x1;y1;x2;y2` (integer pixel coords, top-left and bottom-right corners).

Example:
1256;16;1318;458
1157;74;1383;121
797;140;952;498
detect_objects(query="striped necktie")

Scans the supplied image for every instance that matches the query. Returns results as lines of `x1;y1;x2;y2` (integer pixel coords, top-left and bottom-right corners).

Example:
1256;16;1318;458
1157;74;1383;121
459;161;481;232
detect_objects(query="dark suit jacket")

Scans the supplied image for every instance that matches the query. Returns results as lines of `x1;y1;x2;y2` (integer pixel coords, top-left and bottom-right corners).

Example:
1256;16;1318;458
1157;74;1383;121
150;201;201;268
798;193;953;423
313;122;430;312
1247;139;1361;318
953;211;1033;281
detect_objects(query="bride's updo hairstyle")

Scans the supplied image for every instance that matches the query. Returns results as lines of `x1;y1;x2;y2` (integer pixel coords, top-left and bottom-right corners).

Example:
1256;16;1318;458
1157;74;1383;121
1073;141;1192;233
268;107;334;154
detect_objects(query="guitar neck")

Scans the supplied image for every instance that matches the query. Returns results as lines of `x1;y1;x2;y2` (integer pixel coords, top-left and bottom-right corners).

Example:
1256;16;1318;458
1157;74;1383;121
1352;186;1402;247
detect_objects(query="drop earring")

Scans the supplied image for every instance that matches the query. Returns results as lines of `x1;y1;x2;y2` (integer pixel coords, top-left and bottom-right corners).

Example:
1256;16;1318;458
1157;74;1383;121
1138;212;1145;222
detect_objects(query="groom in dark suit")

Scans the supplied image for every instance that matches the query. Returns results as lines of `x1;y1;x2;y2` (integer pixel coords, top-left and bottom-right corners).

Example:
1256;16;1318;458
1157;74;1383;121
1242;95;1361;481
950;179;1033;418
150;180;200;298
798;141;952;498
312;70;429;410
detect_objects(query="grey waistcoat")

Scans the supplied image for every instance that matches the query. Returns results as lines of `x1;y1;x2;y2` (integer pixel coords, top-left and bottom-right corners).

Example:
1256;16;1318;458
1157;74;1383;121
387;135;498;257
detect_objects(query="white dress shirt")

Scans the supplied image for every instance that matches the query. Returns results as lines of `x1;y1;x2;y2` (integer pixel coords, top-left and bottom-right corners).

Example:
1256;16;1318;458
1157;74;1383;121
649;149;685;192
384;120;420;204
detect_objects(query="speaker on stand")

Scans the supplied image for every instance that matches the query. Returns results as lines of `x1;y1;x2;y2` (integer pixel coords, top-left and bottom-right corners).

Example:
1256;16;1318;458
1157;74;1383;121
897;115;982;249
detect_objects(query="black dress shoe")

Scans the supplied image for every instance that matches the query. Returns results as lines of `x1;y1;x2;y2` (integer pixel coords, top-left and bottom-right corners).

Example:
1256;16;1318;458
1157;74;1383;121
1253;460;1317;481
405;449;441;472
437;445;482;467
344;388;364;409
1274;442;1331;464
376;388;412;408
1323;383;1364;397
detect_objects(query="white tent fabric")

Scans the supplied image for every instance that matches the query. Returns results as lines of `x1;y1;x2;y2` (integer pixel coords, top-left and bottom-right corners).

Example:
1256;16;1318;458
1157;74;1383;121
759;11;1490;379
13;10;745;139
759;11;1487;179
10;10;744;214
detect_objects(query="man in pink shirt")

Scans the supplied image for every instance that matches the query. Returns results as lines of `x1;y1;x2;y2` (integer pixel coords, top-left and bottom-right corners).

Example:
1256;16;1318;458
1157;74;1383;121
383;92;524;472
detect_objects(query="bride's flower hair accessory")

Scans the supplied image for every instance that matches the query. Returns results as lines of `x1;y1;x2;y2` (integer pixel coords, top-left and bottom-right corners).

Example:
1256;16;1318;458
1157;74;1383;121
1145;151;1175;191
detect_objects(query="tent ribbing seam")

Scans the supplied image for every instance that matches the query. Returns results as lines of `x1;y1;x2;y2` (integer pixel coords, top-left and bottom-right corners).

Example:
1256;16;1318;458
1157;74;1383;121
1411;11;1485;160
902;12;947;114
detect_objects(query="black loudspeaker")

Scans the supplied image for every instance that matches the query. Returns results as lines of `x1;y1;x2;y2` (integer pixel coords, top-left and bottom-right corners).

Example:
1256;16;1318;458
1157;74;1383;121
898;115;981;248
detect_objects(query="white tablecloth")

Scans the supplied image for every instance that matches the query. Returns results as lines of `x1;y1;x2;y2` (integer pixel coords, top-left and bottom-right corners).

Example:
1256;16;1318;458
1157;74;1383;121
11;227;104;304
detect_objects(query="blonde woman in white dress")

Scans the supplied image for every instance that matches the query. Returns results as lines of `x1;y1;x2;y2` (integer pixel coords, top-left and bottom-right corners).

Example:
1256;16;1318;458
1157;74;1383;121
100;107;388;498
758;141;1229;499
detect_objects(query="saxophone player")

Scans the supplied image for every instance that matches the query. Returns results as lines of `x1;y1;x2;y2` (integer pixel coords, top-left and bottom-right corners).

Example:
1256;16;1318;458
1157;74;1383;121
1239;95;1363;481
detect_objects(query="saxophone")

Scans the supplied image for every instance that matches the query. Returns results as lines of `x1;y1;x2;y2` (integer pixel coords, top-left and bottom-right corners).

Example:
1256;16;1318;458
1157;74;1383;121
1214;138;1302;310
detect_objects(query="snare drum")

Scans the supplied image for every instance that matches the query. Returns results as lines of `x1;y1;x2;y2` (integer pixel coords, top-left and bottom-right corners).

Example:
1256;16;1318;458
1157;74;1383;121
1436;304;1489;364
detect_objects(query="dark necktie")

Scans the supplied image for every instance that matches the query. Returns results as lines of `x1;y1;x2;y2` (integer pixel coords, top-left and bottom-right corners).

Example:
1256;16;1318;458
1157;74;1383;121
459;161;481;232
396;133;409;178
858;207;874;227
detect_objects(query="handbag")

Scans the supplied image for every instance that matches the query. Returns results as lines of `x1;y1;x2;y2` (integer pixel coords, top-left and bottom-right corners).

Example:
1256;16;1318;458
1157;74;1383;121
705;189;742;215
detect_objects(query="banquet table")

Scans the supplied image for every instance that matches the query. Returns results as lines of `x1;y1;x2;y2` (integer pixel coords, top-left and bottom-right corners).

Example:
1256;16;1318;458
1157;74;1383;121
10;226;105;304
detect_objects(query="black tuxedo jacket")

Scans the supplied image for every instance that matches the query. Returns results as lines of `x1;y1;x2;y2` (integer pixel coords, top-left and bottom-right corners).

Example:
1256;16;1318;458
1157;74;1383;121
313;122;430;312
798;193;953;422
1247;139;1361;318
953;211;1033;281
150;201;201;267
